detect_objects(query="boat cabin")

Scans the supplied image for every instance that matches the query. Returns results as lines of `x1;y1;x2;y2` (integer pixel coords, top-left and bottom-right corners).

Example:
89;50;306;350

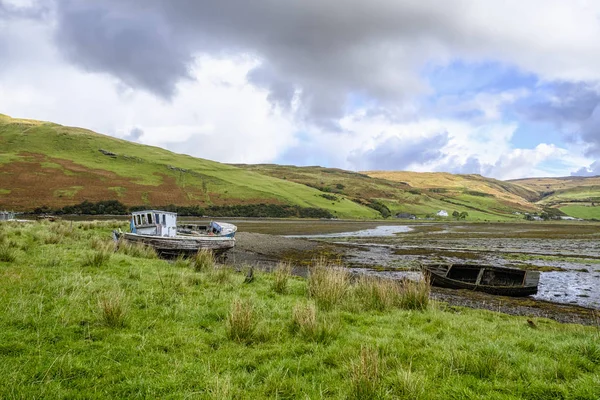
130;210;177;237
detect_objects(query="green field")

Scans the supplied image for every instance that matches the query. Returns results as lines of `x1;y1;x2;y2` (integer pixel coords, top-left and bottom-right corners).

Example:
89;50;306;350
559;205;600;220
1;221;599;398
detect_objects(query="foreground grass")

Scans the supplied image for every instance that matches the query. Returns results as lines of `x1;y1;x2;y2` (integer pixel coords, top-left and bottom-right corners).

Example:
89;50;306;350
0;221;599;399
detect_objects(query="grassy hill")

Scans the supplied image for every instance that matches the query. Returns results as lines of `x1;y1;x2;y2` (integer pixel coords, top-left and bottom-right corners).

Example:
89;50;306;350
510;176;600;219
0;114;378;218
5;112;600;220
235;165;538;221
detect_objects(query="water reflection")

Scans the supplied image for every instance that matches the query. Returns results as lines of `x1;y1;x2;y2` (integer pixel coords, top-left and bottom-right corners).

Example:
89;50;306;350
285;225;412;238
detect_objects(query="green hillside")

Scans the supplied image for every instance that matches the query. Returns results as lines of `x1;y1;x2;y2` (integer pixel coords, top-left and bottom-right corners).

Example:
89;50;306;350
510;176;600;219
0;114;378;218
235;165;538;221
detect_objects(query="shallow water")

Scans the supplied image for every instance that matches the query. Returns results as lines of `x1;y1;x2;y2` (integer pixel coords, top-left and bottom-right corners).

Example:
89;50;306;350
284;225;413;238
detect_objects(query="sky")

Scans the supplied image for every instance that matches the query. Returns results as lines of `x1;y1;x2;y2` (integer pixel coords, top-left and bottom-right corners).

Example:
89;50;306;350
1;0;600;180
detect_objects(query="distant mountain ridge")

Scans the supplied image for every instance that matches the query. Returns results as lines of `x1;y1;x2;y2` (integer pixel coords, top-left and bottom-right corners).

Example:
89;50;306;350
2;113;600;220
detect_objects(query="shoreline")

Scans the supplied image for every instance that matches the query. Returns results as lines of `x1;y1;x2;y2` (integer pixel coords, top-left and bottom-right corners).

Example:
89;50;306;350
231;232;600;326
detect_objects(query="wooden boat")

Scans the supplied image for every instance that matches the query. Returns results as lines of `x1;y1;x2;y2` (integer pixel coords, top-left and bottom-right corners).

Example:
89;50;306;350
422;264;540;297
118;210;236;257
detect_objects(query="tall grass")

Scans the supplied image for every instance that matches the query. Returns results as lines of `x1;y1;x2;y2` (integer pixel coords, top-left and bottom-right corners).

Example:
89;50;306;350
308;259;350;309
272;262;292;294
399;277;430;311
82;249;111;267
354;275;402;311
193;249;215;272
0;243;17;262
227;298;256;343
116;240;157;259
98;291;128;328
350;346;382;399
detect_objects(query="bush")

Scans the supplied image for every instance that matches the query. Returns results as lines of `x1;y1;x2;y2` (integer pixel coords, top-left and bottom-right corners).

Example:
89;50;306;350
308;259;350;309
272;262;292;294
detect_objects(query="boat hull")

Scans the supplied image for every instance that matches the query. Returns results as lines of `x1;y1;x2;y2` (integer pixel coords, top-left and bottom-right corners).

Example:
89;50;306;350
123;232;235;257
423;264;539;297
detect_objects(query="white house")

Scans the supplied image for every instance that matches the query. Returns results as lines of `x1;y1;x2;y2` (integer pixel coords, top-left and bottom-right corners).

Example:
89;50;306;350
436;210;449;217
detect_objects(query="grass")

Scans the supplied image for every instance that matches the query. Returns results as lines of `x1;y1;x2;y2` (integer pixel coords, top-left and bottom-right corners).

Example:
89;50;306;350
271;262;292;294
307;259;350;309
560;204;600;220
227;298;256;343
0;221;599;398
0;114;378;218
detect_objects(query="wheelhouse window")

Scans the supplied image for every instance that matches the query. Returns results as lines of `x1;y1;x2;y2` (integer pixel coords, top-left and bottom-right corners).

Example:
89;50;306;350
147;213;153;224
162;214;166;225
136;215;141;226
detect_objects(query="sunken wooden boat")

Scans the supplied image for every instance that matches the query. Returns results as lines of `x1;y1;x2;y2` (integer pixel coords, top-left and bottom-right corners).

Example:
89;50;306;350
422;264;540;297
119;210;236;257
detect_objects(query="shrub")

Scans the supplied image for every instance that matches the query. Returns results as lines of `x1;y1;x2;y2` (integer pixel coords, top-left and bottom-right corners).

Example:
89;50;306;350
193;249;215;272
272;262;292;294
350;346;382;399
399;277;430;311
308;259;350;309
227;298;256;343
98;291;128;328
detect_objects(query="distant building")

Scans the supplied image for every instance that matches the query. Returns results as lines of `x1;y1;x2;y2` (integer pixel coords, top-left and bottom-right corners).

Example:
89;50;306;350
436;210;448;217
395;213;416;219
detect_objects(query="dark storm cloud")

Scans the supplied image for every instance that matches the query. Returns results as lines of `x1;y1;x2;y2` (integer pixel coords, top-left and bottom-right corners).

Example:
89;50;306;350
54;1;193;99
518;82;600;156
48;0;472;124
348;132;449;170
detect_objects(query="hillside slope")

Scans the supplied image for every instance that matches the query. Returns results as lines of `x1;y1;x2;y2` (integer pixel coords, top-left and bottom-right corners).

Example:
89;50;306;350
235;165;537;220
0;114;378;218
363;170;541;217
510;176;600;219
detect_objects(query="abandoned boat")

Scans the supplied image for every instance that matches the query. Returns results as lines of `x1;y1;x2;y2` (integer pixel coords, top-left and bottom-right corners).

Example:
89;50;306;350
422;264;540;297
119;210;236;257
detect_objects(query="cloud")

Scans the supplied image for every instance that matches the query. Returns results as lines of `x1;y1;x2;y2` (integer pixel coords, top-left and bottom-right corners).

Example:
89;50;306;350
123;127;143;142
517;82;600;156
42;0;600;128
348;132;449;171
571;161;600;177
54;0;193;99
